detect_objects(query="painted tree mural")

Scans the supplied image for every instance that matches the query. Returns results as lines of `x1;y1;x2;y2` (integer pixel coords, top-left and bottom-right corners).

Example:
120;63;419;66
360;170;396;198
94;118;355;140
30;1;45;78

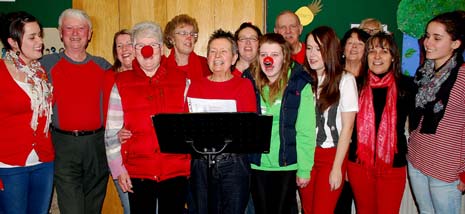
397;0;465;76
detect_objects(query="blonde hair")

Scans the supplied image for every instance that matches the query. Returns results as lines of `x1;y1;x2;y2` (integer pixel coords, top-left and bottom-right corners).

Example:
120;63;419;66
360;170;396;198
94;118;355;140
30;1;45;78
359;18;382;33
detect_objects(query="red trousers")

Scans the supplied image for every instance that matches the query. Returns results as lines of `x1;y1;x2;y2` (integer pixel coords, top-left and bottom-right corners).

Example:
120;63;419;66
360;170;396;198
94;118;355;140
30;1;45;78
347;161;406;214
299;147;347;214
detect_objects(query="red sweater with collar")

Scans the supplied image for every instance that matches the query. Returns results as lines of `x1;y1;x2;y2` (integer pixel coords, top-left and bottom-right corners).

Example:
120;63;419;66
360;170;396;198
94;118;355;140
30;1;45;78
116;60;190;181
187;76;257;113
162;49;210;81
40;53;111;131
0;60;54;165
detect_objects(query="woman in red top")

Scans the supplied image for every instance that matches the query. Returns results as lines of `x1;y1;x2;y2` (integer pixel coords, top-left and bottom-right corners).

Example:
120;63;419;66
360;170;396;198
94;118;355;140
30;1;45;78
162;14;210;80
186;29;256;214
0;11;54;214
105;21;190;214
104;29;134;214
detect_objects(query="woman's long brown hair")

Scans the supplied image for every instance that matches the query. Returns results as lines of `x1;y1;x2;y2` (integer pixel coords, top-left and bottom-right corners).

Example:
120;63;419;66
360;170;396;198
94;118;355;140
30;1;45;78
304;26;343;112
252;33;292;104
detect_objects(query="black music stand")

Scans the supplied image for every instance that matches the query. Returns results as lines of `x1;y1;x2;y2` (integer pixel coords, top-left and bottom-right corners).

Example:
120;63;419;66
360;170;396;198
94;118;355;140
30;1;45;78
152;112;272;167
152;112;272;213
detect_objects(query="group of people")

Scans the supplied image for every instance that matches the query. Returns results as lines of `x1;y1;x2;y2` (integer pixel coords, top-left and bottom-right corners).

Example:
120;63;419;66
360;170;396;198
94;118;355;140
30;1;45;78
0;6;464;214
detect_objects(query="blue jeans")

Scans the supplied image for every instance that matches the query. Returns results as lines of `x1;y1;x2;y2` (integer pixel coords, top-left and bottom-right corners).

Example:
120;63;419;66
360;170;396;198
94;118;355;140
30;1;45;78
113;179;130;214
0;162;54;214
408;162;462;214
190;154;250;214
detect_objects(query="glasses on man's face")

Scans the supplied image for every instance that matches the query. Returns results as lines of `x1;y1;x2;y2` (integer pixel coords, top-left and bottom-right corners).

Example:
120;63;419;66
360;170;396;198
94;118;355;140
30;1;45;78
238;37;258;43
134;43;161;51
175;31;199;38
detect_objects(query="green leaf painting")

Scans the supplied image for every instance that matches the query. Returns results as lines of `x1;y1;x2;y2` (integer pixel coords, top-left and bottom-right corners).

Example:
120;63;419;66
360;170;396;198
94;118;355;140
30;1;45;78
397;0;465;38
404;48;417;58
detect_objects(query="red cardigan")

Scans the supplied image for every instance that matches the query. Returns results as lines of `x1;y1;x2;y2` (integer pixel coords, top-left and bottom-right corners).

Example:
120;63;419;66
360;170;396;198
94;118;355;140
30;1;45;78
116;61;190;181
0;60;54;165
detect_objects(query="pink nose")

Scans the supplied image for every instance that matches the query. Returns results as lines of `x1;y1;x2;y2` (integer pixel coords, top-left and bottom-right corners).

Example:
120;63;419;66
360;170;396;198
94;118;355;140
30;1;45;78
141;45;153;58
263;56;274;68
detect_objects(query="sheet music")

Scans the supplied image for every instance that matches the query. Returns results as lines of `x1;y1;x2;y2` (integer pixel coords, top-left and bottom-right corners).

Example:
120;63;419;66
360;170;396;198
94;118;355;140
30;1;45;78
187;97;237;113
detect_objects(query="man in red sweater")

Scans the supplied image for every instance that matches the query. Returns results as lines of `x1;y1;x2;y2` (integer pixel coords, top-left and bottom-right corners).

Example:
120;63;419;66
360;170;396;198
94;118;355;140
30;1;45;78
274;10;306;64
40;9;111;214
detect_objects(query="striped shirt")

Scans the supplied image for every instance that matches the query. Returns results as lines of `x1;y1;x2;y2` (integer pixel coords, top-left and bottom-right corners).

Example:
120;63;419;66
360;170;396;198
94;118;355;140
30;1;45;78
408;64;465;183
104;85;126;179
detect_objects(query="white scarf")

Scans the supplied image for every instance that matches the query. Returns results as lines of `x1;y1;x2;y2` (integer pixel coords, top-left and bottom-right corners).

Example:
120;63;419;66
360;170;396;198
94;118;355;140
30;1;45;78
5;50;53;134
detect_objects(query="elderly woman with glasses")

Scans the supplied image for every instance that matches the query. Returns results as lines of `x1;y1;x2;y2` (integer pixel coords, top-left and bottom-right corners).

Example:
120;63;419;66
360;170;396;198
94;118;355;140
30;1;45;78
359;18;383;36
163;14;210;81
105;21;190;214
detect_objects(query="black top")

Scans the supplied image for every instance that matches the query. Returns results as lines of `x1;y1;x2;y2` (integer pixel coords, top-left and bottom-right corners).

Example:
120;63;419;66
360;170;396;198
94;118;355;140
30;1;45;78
348;75;415;167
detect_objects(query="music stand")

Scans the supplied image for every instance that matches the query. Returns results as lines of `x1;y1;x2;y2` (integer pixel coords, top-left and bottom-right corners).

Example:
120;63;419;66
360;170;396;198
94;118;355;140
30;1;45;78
153;112;272;213
152;112;272;167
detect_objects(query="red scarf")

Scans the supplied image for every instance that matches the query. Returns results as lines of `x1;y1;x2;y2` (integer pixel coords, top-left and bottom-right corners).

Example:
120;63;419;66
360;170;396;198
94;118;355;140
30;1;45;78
356;71;397;167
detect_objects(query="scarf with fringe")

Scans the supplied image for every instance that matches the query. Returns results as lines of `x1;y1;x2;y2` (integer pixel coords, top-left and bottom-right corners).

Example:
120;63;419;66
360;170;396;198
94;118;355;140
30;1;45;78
5;50;53;134
356;71;397;167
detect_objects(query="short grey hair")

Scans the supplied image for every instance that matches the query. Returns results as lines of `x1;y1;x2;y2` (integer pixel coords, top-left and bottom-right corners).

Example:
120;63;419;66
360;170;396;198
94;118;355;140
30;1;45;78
131;21;163;44
58;8;92;30
207;29;238;56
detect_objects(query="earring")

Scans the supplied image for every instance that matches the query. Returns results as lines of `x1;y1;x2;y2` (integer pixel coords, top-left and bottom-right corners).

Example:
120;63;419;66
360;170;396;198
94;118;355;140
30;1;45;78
16;51;20;56
342;54;345;58
391;59;394;62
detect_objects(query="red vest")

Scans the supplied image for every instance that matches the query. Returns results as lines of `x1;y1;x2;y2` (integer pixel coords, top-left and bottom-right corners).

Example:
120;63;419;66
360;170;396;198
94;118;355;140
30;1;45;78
0;60;54;165
116;61;190;181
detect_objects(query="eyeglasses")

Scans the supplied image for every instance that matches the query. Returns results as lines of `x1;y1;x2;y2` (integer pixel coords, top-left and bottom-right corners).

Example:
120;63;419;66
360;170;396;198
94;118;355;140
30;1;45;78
238;37;258;43
362;28;381;34
134;43;161;51
175;31;199;38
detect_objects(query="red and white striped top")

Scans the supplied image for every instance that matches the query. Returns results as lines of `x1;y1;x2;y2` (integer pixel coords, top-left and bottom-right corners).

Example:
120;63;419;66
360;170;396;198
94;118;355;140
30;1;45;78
408;64;465;183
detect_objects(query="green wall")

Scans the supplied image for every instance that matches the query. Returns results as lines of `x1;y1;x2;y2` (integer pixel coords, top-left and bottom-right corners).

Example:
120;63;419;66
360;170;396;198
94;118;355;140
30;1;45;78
0;0;71;27
266;0;402;48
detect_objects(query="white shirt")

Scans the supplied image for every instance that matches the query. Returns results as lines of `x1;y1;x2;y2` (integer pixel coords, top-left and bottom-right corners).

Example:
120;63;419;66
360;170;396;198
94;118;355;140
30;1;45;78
316;72;358;148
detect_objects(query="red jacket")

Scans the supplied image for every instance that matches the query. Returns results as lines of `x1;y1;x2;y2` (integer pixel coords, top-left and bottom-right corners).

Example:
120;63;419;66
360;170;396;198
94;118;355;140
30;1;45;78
116;60;190;181
0;60;54;165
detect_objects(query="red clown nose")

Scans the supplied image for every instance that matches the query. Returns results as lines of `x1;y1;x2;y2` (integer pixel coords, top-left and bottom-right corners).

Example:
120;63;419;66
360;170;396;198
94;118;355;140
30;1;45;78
263;56;274;68
141;45;153;58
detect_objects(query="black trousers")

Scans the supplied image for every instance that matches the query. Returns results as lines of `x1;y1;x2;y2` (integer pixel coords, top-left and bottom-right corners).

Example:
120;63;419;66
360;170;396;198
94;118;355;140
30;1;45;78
251;169;298;214
52;130;109;214
129;176;188;214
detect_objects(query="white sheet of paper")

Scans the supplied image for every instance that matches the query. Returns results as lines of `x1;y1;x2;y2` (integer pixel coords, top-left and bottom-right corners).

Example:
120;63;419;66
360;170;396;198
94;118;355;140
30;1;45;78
187;97;237;113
